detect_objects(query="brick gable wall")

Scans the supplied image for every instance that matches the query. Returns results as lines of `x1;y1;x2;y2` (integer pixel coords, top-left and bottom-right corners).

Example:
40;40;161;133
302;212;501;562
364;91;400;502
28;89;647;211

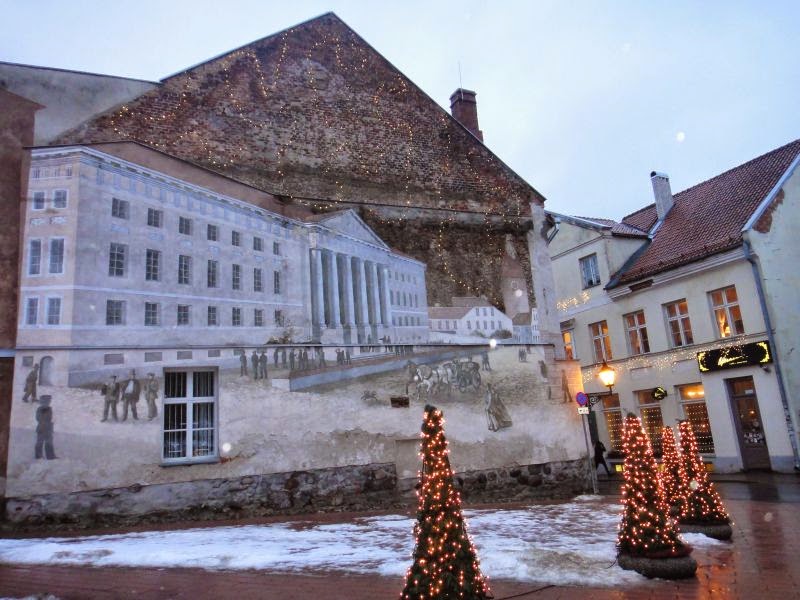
55;13;541;310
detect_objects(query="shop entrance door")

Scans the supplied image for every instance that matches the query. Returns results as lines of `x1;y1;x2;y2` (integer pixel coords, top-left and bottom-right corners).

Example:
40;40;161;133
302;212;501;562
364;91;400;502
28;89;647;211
727;377;771;470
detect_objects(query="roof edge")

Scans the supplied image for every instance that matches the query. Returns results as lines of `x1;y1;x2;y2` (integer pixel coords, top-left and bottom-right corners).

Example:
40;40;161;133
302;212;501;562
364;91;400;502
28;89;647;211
0;60;159;85
742;149;800;233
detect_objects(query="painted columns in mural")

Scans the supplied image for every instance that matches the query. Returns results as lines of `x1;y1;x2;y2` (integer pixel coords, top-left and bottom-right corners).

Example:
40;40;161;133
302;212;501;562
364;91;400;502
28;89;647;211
310;251;390;333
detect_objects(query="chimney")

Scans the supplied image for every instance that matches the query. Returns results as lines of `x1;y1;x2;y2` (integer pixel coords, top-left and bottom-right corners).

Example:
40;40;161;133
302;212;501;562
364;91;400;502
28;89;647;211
449;88;483;141
650;171;674;221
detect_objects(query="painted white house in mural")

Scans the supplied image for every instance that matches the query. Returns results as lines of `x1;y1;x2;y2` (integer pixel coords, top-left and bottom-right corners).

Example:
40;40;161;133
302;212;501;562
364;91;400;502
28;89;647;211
18;144;430;386
428;297;514;344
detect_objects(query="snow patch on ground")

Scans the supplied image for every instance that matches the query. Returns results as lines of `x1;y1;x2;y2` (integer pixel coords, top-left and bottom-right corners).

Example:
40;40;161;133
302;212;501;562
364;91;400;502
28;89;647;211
0;498;722;587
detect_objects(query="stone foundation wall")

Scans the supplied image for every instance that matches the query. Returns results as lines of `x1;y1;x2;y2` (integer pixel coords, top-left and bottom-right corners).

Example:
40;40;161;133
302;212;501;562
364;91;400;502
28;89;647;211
4;458;590;529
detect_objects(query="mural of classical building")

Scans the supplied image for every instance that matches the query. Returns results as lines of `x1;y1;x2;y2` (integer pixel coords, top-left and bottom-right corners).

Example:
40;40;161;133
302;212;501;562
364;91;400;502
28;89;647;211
0;13;585;522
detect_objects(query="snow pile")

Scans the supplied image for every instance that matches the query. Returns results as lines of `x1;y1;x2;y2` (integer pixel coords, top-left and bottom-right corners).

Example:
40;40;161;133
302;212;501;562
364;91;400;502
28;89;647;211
0;498;722;586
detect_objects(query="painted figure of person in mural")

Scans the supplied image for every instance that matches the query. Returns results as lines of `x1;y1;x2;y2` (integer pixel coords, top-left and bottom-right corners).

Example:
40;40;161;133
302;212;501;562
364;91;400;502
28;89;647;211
481;350;492;372
259;351;269;379
239;351;248;377
281;347;288;369
289;348;296;371
485;383;512;432
145;373;159;420
35;395;56;460
251;349;259;380
121;369;141;421
22;363;39;403
273;347;279;368
101;374;120;422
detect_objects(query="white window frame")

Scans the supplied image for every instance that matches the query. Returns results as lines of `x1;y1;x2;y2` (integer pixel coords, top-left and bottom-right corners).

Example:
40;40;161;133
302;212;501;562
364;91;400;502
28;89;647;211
232;306;242;326
52;189;68;209
161;368;219;465
561;329;576;359
108;242;127;278
45;296;62;325
207;224;219;241
254;308;264;327
106;299;126;326
147;208;163;228
48;238;65;275
207;306;218;326
589;320;612;363
178;255;192;285
253;267;263;292
145;249;161;282
579;253;601;289
144;302;160;326
253;236;263;252
25;296;39;326
28;239;42;276
677;383;715;455
623;310;650;355
273;241;281;255
232;263;242;290
709;285;744;338
178;216;193;236
177;304;191;326
663;299;693;348
32;191;46;211
111;197;130;219
231;230;241;247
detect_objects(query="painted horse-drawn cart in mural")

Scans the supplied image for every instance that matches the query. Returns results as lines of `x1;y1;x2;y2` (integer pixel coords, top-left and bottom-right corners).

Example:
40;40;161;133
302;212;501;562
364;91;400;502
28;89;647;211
405;358;481;401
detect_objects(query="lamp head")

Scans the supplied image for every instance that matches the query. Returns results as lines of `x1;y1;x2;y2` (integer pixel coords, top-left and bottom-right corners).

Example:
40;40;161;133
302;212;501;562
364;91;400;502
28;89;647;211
598;361;616;390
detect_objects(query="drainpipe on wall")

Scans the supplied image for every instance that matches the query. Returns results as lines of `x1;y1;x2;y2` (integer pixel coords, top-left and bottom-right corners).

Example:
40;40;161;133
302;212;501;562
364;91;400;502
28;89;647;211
743;238;800;470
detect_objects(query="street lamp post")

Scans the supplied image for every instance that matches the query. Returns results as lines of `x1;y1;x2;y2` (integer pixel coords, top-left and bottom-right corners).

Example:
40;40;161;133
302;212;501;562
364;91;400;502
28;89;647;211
576;360;616;495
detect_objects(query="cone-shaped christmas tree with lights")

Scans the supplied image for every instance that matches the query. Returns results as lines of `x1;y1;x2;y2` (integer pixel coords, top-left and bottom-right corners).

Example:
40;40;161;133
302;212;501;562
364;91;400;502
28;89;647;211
677;420;732;540
617;414;696;578
660;426;688;516
400;405;491;600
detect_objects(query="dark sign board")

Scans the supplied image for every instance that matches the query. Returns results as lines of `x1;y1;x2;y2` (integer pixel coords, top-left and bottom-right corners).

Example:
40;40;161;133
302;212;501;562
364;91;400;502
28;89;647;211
651;387;668;401
697;341;772;373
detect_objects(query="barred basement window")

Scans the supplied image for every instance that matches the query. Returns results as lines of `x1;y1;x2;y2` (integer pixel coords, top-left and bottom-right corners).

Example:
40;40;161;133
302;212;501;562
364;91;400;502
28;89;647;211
162;369;217;464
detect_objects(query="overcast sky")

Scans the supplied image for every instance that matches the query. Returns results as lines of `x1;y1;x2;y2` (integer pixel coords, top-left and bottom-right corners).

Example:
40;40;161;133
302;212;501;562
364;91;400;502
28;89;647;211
2;0;798;220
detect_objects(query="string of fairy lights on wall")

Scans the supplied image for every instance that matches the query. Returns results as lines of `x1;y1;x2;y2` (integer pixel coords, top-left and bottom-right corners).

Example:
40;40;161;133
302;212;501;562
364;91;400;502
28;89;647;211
73;20;538;305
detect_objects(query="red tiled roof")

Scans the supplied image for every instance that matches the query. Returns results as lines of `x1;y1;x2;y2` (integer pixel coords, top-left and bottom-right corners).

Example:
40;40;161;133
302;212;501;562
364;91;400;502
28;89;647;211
614;138;800;286
575;216;649;238
621;204;658;233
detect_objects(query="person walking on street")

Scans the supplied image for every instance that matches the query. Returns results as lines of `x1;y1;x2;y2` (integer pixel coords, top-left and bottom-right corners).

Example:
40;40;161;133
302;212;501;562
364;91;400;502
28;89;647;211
22;363;39;403
594;440;612;477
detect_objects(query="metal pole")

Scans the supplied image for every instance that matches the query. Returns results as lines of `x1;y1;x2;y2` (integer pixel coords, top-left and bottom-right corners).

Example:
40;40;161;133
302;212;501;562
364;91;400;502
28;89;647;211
581;413;599;494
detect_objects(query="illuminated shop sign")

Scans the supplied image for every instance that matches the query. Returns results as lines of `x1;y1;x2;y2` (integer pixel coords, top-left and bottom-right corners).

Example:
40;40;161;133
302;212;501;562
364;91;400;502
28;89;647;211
697;341;772;373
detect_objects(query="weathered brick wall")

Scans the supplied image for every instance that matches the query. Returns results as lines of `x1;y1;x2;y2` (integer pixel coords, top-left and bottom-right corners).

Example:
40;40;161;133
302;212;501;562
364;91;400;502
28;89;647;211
54;13;543;311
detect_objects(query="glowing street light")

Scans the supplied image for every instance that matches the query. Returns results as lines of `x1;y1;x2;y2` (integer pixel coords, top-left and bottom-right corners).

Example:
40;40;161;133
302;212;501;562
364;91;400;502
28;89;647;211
598;360;616;392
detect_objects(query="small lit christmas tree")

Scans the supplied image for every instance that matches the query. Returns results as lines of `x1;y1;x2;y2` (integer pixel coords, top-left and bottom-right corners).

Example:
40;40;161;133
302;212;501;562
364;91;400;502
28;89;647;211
617;415;689;559
400;405;491;600
660;426;688;515
678;420;730;526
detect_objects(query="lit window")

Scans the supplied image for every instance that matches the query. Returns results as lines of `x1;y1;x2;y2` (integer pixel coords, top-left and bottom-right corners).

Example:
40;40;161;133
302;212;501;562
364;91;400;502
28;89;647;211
106;300;125;326
178;255;192;285
624;310;650;355
579;254;601;288
664;299;693;347
636;390;664;456
678;384;715;454
53;189;68;209
146;249;161;281
48;239;65;274
601;394;624;452
108;243;127;277
111;197;129;219
710;286;744;337
178;216;193;236
589;320;612;362
144;302;160;326
562;330;575;359
147;208;163;228
162;370;217;464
